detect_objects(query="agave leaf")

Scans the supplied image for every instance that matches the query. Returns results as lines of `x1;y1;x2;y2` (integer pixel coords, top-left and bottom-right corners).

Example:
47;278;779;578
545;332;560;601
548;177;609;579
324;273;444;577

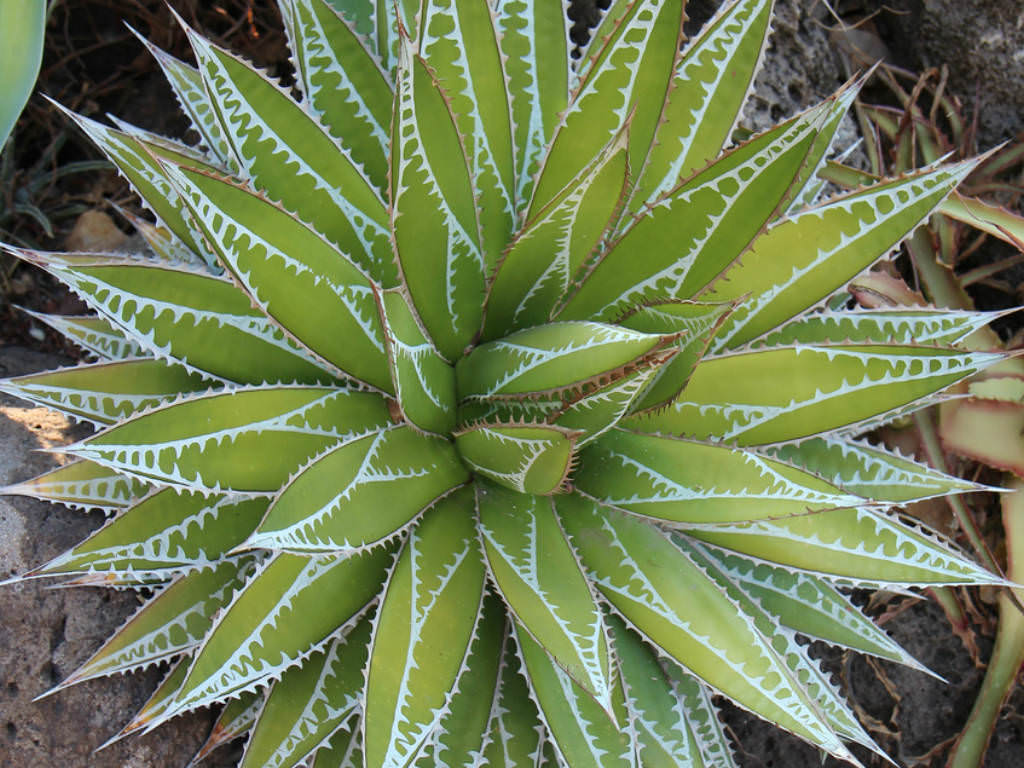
530;0;685;218
608;616;705;768
166;164;392;392
18;310;146;361
697;543;932;672
688;506;1003;587
514;622;635;767
419;0;515;268
454;423;578;495
457;321;672;400
557;494;856;763
29;490;266;579
391;36;485;361
480;626;547;767
967;374;1024;403
312;712;364;768
56;557;256;688
248;426;469;553
193;691;264;765
617;300;734;412
239;613;371;768
575;430;862;524
0;359;210;427
110;656;192;743
626;344;1003;446
550;365;661;447
172;547;392;715
11;250;333;386
758;307;1006;348
495;0;572;211
54;109;218;265
709;159;979;348
182;20;396;286
66;386;391;494
663;667;739;768
364;488;486;768
416;593;505;767
279;0;392;193
679;538;885;758
484;125;630;338
558;92;854;322
112;204;202;265
377;287;456;435
764;436;986;503
477;483;613;709
631;0;773;207
131;31;237;169
1;459;147;512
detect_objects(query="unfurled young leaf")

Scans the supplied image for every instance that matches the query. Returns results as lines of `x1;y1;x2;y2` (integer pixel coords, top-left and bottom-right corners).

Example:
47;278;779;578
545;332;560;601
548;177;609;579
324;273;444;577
3;1;1010;766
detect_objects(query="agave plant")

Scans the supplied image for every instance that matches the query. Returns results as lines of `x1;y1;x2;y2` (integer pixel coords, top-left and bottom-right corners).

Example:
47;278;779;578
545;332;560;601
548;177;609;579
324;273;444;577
1;0;1015;766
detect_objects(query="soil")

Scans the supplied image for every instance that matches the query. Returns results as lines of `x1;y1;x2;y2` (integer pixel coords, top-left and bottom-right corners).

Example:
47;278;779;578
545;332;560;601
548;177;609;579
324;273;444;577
1;1;1023;767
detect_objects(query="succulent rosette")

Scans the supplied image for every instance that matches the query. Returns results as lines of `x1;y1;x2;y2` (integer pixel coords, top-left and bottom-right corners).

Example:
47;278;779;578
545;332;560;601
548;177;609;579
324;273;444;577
1;1;1011;766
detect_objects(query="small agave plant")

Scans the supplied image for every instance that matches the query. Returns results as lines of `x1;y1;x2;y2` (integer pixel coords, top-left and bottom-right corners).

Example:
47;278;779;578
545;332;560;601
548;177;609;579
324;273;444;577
2;0;1015;766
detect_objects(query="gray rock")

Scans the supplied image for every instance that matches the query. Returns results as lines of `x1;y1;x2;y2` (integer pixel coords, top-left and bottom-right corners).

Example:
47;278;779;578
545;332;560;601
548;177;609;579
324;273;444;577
0;347;238;768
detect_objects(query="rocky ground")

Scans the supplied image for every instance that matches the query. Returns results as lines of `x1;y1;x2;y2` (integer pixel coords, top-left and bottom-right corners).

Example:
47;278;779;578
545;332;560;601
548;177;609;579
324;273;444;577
1;0;1023;766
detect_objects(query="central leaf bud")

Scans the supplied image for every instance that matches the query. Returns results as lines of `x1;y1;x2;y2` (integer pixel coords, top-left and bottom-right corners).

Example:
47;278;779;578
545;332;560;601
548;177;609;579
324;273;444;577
451;321;684;495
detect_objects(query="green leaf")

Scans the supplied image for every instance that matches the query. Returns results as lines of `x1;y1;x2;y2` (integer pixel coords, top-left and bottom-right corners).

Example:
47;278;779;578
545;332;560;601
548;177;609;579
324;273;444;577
455;423;578;495
678;538;884;758
248;426;469;553
18;310;146;361
457;321;672;400
630;0;773;207
67;386;391;494
484;126;630;338
56;557;255;688
0;358;210;426
364;488;486;768
575;430;862;524
765;436;985;503
1;459;147;512
280;0;392;193
109;656;192;742
550;365;661;447
608;616;705;768
391;37;484;360
312;712;363;768
12;250;332;386
664;667;738;768
558;94;853;322
626;344;1003;445
696;544;932;672
708;160;979;348
193;692;264;766
131;31;237;169
167;165;392;392
477;482;613;709
480;625;546;767
757;308;1005;348
182;20;395;285
173;546;392;714
688;506;1004;587
556;494;856;763
0;0;44;151
240;613;371;768
53;110;218;265
495;0;571;211
377;287;456;435
420;0;515;270
617;300;734;411
416;593;505;767
30;490;265;579
529;0;685;218
513;623;633;767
